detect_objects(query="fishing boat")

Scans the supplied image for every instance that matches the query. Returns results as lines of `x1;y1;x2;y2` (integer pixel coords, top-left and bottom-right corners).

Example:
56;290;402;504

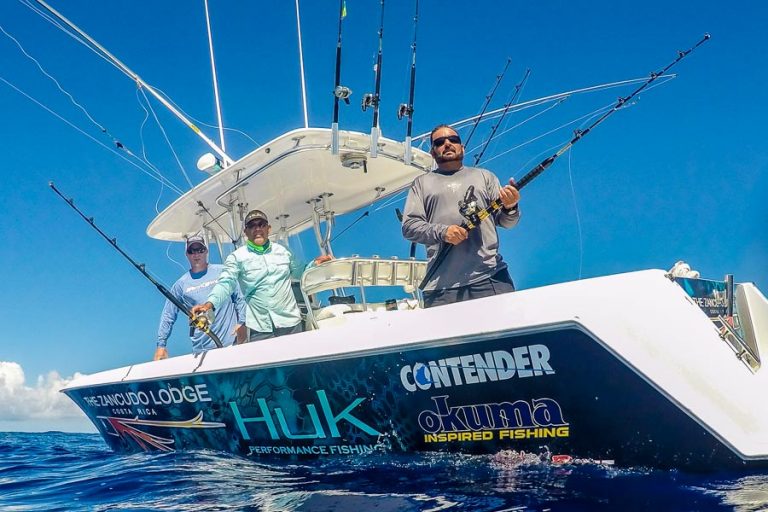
24;1;767;470
57;123;768;469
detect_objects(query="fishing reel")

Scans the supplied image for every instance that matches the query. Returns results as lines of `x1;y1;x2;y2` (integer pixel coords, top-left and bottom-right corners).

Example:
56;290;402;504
361;93;379;111
397;103;413;120
334;85;353;105
189;309;214;333
458;186;482;229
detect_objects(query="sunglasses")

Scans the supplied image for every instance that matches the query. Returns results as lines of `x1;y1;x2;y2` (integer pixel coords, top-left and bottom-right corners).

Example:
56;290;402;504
246;220;269;230
431;135;462;148
187;247;207;254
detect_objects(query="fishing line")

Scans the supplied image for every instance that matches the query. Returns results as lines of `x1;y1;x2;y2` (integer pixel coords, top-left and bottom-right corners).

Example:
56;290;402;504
0;74;183;194
465;98;566;157
135;90;185;196
484;102;618;166
413;75;677;142
138;87;195;189
165;241;188;272
0;19;178;191
567;149;584;280
19;0;126;76
0;22;106;132
151;84;261;147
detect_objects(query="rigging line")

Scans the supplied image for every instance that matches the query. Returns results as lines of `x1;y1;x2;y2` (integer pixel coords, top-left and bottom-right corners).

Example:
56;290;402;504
0;19;152;170
165;241;189;272
412;75;677;142
567;149;583;280
195;200;238;245
478;77;672;162
465;98;566;156
135;89;185;194
373;190;408;212
0;22;106;132
483;101;618;166
0;74;183;194
203;0;226;151
138;87;195;189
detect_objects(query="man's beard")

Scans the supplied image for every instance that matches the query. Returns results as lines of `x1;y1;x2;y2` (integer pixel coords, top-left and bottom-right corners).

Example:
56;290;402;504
435;149;463;164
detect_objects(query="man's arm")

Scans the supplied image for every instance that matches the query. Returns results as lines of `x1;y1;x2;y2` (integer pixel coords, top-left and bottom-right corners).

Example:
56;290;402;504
205;253;240;312
490;175;521;229
401;180;452;245
155;281;182;359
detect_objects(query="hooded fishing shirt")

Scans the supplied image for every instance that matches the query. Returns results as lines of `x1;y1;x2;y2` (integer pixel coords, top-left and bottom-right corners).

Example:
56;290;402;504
401;165;520;291
157;264;246;353
207;241;302;333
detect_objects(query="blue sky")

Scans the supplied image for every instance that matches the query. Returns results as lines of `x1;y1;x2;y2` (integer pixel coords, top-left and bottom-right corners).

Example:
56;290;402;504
0;0;765;432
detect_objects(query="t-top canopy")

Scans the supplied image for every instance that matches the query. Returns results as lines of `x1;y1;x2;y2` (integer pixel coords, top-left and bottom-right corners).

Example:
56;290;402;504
147;128;432;242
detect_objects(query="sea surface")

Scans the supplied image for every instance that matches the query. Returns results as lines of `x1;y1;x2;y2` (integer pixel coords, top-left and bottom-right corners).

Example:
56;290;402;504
2;432;768;511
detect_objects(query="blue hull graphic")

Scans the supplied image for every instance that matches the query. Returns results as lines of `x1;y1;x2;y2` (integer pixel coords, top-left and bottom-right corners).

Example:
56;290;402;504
65;328;757;469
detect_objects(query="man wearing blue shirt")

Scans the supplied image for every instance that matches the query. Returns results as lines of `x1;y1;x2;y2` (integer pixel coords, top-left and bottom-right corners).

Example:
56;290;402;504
153;235;246;360
192;210;318;341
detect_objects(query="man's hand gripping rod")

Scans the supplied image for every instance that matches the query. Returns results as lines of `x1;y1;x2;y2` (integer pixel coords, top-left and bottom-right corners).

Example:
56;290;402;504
49;182;223;348
418;34;710;290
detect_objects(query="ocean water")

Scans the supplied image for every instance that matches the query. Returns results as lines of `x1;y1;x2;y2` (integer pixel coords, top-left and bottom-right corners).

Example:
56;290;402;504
2;432;768;511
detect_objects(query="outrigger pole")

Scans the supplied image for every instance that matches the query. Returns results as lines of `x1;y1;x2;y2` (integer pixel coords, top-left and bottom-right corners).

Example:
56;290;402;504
331;0;351;155
463;58;512;149
473;68;531;166
362;0;385;157
34;0;234;167
398;0;419;166
419;34;711;290
49;182;224;348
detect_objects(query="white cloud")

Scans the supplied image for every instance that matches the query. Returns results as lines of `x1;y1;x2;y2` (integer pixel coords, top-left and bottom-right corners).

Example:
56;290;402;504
0;361;94;432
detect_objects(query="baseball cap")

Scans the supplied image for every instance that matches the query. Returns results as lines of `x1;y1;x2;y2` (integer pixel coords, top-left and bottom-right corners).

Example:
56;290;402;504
185;234;207;250
244;209;269;227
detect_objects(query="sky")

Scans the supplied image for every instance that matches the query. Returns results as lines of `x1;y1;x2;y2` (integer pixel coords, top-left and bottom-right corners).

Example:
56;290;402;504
0;0;765;432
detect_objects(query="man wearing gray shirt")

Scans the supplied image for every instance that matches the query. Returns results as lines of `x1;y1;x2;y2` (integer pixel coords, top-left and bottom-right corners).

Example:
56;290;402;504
402;124;521;308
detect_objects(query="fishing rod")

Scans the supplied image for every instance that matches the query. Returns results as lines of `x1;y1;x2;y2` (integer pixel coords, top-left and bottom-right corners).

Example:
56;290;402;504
418;34;711;290
49;182;223;348
331;0;351;155
474;68;531;166
397;0;419;166
463;57;511;149
362;0;385;158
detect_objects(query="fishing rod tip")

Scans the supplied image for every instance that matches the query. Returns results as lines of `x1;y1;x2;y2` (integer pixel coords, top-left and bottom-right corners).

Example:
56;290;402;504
703;33;711;40
48;181;54;188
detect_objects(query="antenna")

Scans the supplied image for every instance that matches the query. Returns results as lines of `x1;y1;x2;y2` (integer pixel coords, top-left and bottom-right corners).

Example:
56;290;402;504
203;0;226;152
295;0;309;128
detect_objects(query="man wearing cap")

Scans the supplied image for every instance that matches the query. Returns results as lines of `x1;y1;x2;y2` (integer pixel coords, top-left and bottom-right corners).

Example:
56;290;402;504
192;210;315;341
153;235;246;360
402;124;521;308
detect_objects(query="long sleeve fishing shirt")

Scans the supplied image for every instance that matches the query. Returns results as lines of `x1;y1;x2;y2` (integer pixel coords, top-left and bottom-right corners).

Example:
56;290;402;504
207;242;302;333
156;264;246;353
401;165;520;291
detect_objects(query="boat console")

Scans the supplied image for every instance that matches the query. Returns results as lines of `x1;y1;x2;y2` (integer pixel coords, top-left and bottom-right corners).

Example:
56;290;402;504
300;256;426;329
